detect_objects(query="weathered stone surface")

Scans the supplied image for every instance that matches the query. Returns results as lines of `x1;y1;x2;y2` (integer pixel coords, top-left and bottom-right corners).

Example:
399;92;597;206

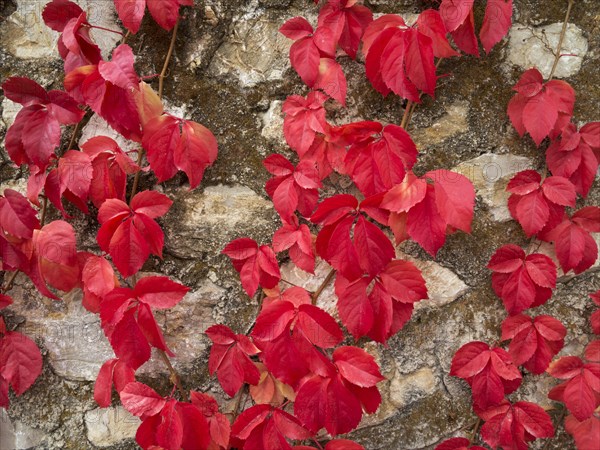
411;101;469;148
506;22;588;78
389;367;438;409
6;288;115;382
165;184;275;259
402;254;470;310
454;154;534;222
0;1;121;60
0;410;47;450
261;100;285;142
1;0;599;448
209;6;292;86
84;407;139;448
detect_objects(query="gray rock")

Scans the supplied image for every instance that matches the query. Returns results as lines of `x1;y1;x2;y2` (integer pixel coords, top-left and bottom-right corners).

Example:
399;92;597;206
0;1;122;60
0;410;47;450
506;22;588;78
209;6;292;86
84;407;139;447
454;153;534;222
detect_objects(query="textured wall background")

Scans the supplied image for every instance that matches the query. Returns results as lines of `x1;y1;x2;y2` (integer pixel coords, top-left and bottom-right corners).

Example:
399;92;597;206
0;0;599;448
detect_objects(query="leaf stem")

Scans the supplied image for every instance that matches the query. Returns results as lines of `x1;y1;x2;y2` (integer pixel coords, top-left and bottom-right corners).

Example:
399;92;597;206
399;58;444;129
129;149;145;203
548;0;575;80
66;118;84;153
311;268;336;305
1;271;19;294
400;101;413;129
468;417;482;443
230;384;249;420
158;19;179;99
87;24;125;36
157;349;187;399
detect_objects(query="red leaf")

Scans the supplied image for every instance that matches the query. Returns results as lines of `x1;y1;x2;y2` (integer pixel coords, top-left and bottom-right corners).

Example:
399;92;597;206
174;120;218;189
0;331;43;395
120;381;166;418
0;294;13;310
155;400;183;450
206;324;260;397
134;276;189;309
0;189;40;239
404;29;436;97
333;346;385;388
480;400;554;449
480;0;513;54
381;172;427;213
283;92;328;154
565;414;600;450
548;211;599;274
1;77;48;105
547;356;600;420
314;58;347;105
450;9;479;56
280;16;314;40
508;70;574;146
502;314;565;374
440;0;474;32
110;310;151;369
406;184;447;256
353;216;395;277
450;342;522;409
94;359;118;407
336;278;374;339
290;38;320;86
425;169;475;233
178;403;211;450
416;10;459;58
325;440;365;450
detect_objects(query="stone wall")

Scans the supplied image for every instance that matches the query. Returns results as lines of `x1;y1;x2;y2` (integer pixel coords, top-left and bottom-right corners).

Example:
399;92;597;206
0;0;599;448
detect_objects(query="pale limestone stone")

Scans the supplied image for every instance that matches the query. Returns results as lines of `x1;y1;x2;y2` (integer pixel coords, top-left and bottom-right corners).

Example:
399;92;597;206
389;367;438;408
138;279;224;375
411;102;469;148
453;154;534;222
84;407;139;447
14;289;116;382
209;12;291;86
0;1;121;60
506;23;588;79
261;100;284;142
0;410;47;450
1;98;22;131
397;252;470;310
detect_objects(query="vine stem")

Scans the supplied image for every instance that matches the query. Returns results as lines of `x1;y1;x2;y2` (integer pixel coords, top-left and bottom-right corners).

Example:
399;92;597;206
400;58;444;129
231;385;249;420
86;24;125;36
1;271;19;294
468;417;482;444
157;349;187;399
66;119;83;153
548;0;575;81
311;268;336;305
128;19;180;203
129;149;145;203
158;19;180;99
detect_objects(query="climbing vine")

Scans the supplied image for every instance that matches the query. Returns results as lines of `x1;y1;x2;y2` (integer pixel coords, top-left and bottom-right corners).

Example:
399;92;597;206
0;0;598;449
